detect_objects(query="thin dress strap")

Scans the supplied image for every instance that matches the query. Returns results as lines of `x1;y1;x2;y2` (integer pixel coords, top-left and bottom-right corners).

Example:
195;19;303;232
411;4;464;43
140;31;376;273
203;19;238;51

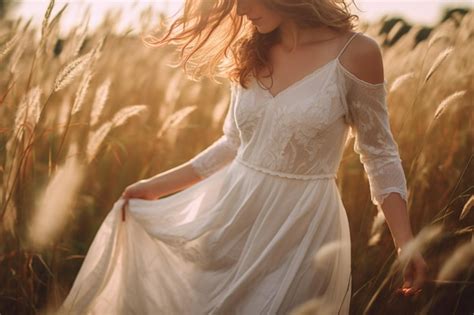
336;32;360;60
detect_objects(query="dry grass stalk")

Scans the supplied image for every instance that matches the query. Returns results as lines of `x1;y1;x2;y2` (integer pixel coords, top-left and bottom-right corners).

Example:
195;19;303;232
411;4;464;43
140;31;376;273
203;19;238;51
433;90;467;120
424;47;454;83
389;72;414;93
428;32;448;48
8;38;26;73
387;20;404;43
28;143;84;249
71;69;93;115
53;51;93;92
71;16;90;58
0;34;20;59
13;86;42;140
111;105;149;127
368;210;386;246
396;224;443;270
156;105;197;138
41;0;55;40
459;195;474;220
1;200;18;237
436;241;474;283
86;121;113;163
90;78;112;126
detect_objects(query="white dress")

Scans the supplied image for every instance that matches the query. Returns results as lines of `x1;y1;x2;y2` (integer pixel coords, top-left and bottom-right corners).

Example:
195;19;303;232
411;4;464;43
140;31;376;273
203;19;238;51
58;32;408;315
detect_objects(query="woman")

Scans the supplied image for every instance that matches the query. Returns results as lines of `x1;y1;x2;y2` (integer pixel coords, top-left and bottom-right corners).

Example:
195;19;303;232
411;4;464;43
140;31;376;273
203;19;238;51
59;0;428;314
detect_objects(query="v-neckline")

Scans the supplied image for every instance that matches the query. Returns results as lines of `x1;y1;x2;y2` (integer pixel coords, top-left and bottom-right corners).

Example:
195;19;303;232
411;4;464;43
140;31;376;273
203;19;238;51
256;57;339;100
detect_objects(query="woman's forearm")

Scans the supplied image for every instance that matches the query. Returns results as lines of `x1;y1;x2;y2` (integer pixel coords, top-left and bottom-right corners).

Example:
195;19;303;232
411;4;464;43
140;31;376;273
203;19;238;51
146;161;204;198
379;192;415;251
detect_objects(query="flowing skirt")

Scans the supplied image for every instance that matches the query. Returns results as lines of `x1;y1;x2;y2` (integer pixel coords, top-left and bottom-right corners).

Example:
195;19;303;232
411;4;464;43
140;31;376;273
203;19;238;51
58;158;352;315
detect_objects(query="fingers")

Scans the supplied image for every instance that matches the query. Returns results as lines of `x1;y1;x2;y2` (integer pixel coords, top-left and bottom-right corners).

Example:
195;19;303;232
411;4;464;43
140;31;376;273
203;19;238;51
396;257;428;297
121;197;128;222
411;258;428;291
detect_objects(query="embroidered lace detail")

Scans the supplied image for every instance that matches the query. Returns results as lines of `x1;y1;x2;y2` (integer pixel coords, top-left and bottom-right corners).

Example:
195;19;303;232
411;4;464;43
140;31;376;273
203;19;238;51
187;53;408;207
235;156;337;180
339;64;408;206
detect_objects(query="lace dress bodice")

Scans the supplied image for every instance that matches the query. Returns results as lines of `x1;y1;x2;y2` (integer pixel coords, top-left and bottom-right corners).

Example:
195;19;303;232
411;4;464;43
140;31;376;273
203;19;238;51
189;32;408;207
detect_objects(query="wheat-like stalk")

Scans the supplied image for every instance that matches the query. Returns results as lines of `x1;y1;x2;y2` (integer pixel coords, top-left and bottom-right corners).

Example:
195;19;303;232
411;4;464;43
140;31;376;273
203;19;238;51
90;78;112;126
395;224;443;271
71;15;90;58
368;209;386;246
86;121;113;163
459;195;474;220
156;105;197;138
0;33;20;60
28;143;84;249
41;0;55;40
428;32;448;48
388;72;414;93
8;37;26;73
387;20;404;43
13;86;42;140
111;105;149;127
424;47;454;83
436;240;474;283
433;90;466;120
53;51;93;92
71;68;93;115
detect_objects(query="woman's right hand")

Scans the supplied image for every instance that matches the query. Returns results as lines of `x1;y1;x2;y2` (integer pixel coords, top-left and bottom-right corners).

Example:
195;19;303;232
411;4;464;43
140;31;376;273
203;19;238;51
121;179;162;201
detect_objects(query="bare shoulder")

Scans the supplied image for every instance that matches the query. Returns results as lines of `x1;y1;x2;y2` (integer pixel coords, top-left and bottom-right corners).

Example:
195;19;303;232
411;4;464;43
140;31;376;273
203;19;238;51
339;32;385;85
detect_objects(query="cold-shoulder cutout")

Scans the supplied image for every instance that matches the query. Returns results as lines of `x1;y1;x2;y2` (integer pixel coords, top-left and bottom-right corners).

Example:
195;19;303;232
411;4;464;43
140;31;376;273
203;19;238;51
336;58;387;89
337;32;386;88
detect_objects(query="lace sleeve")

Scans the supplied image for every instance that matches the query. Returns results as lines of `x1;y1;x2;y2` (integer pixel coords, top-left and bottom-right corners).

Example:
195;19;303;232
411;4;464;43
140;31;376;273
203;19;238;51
188;83;241;179
342;68;408;207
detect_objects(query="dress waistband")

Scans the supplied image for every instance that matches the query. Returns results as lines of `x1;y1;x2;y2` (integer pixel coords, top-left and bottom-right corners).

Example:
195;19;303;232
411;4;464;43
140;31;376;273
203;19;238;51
235;157;337;180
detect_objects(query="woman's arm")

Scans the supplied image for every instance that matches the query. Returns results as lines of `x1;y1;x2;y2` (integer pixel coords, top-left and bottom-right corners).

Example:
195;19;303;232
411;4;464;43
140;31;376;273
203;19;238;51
339;34;427;295
379;192;414;251
143;161;205;197
123;83;241;199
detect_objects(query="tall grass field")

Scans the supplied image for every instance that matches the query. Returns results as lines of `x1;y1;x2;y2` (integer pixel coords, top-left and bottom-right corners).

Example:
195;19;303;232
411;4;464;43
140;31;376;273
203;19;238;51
0;1;473;314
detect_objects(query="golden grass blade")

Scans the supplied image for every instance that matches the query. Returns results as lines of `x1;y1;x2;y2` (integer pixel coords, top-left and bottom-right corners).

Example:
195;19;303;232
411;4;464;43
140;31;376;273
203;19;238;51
8;37;26;73
53;51;93;92
428;32;448;48
90;78;112;126
396;224;443;270
459;195;474;220
388;72;414;93
71;69;93;115
433;90;467;120
28;143;84;249
41;0;55;40
0;34;20;60
71;14;90;58
111;105;149;127
368;209;386;247
1;200;18;237
86;121;113;163
13;86;42;140
424;47;454;83
436;241;474;283
156;105;197;139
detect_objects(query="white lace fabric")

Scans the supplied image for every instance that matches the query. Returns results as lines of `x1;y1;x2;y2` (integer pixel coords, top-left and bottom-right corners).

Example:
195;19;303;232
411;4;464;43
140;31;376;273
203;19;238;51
189;37;407;208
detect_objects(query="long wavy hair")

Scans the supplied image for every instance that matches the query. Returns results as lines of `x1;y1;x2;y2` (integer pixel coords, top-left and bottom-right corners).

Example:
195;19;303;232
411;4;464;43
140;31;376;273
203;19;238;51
142;0;360;89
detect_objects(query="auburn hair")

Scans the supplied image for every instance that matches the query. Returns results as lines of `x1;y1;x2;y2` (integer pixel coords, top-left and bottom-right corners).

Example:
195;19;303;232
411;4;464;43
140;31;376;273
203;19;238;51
142;0;360;89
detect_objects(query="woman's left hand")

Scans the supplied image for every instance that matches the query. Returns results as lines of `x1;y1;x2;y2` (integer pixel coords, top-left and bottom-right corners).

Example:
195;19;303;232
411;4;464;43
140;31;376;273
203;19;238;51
396;247;429;296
